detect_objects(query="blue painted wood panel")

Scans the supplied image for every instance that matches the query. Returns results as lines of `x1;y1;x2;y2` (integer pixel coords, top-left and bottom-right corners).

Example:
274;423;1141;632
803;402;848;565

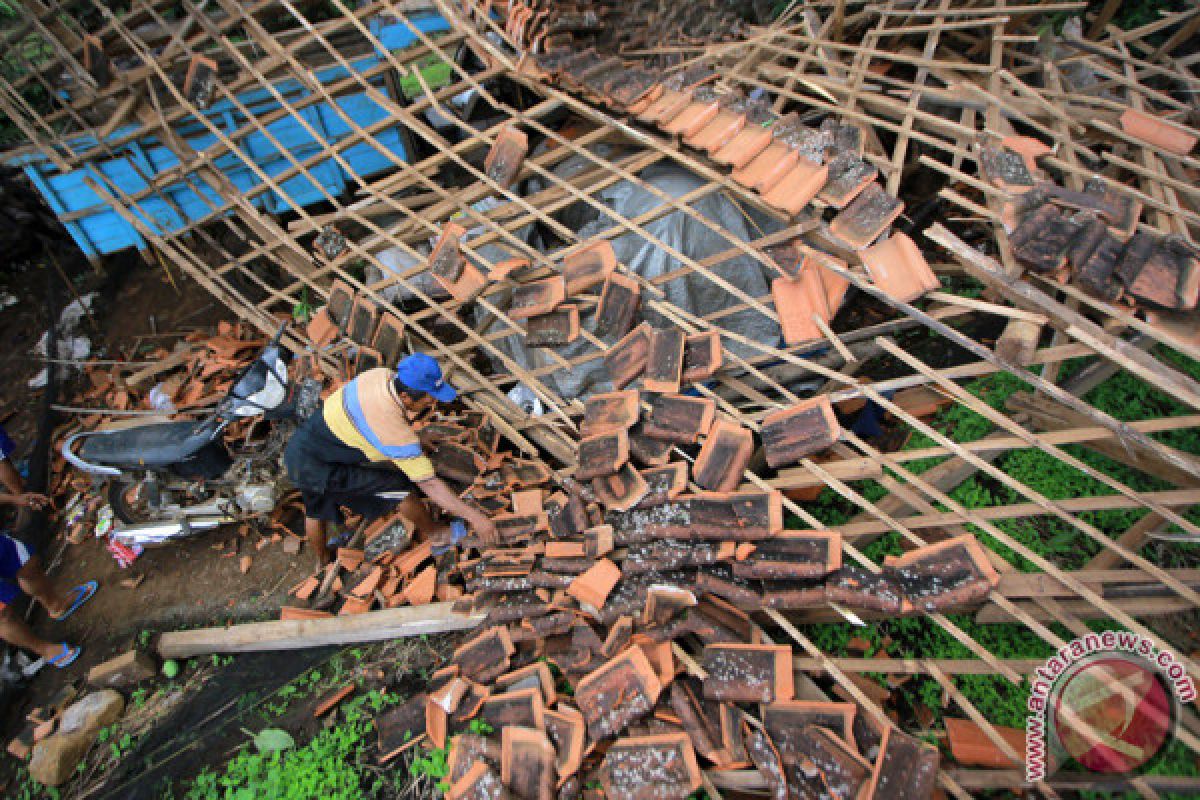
8;13;449;258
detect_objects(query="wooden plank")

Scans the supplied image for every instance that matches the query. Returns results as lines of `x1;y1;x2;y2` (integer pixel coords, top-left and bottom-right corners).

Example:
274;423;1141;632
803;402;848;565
157;601;485;658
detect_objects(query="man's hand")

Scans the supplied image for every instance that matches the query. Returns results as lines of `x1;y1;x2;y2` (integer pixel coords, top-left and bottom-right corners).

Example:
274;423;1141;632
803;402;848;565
468;512;498;545
2;492;51;510
21;492;51;510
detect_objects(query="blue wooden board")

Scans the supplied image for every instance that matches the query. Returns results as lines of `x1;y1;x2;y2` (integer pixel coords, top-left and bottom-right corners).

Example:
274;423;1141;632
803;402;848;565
7;13;449;258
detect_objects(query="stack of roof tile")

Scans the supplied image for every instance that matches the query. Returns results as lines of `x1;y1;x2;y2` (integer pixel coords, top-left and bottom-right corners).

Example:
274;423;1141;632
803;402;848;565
984;137;1200;312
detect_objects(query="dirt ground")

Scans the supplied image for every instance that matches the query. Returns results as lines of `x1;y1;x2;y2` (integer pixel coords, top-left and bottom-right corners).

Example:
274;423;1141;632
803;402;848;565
0;253;314;755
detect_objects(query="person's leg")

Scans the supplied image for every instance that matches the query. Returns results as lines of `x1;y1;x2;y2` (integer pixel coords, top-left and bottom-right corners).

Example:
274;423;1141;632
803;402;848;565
14;556;71;618
305;517;330;568
0;602;61;660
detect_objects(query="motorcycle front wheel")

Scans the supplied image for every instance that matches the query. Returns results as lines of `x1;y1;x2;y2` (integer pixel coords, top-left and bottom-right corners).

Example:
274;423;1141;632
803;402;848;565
107;479;155;524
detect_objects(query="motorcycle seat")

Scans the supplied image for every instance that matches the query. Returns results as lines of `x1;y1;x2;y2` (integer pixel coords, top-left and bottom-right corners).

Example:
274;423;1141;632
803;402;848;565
77;419;220;469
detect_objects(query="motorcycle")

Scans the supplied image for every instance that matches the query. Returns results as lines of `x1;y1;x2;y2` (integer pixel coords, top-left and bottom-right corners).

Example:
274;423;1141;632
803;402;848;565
61;327;321;547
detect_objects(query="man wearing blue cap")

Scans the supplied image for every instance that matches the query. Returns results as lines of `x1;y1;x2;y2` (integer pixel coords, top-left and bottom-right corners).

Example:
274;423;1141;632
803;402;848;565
285;354;497;567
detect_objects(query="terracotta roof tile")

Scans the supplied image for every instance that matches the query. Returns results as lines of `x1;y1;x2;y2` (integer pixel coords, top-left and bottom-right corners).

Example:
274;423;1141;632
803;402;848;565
692;418;754;492
701;644;794;704
681;331;723;383
829;183;905;250
594;272;642;339
593;463;650;512
446;760;509;800
562;240;618;295
860;232;940;303
643;327;686;393
761;158;829;216
581;390;641;437
944;717;1024;768
484;125;529;189
1120;108;1198;156
567;558;622;609
501;726;556;800
605;322;652;389
509;276;566;320
760;396;841;468
600;733;702;800
643;393;716;444
543;706;586;779
574;646;663;739
576;430;630;480
732;141;799;194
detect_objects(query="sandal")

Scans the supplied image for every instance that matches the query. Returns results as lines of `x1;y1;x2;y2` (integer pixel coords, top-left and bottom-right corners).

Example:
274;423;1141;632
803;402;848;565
51;580;98;622
48;643;81;669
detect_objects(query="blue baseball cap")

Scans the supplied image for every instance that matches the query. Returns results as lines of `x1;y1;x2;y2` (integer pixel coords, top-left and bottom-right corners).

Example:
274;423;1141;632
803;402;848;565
395;353;457;402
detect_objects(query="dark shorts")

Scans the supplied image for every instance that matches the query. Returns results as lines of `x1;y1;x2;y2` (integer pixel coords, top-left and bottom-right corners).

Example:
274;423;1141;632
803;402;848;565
0;533;33;607
285;411;415;522
298;464;414;522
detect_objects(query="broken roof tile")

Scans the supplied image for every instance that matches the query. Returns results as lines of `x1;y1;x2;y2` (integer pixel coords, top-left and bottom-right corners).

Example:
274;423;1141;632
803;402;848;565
744;725;789;800
566;558;622;610
829;183;905;250
1118;234;1200;311
1010;204;1083;274
377;693;429;763
581;390;641;437
562;240;618;294
692;418;754;492
979;143;1036;192
760;396;841;468
594;272;642;339
825;566;905;614
701;644;794;704
485;125;529;189
453;627;516;683
635;463;689;509
480;687;546;732
787;725;873;799
574;646;664;739
732;531;842;581
346;293;380;346
607;490;783;541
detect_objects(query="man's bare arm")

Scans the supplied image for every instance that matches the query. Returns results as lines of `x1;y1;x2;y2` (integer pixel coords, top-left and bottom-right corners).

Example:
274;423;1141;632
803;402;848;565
417;476;498;544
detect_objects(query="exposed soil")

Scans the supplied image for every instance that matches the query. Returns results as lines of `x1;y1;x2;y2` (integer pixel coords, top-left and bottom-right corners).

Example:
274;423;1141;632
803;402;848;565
0;251;318;793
